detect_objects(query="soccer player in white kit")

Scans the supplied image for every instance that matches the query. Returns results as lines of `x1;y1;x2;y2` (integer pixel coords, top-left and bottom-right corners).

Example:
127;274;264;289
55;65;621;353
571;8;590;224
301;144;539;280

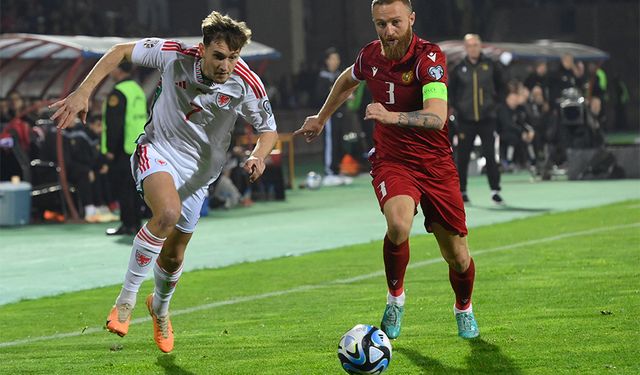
50;11;278;353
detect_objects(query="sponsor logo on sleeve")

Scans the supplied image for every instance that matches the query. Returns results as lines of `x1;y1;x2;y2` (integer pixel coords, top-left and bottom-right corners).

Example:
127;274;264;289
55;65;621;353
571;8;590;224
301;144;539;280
262;100;273;116
427;52;437;62
372;66;378;77
428;65;444;81
143;38;159;48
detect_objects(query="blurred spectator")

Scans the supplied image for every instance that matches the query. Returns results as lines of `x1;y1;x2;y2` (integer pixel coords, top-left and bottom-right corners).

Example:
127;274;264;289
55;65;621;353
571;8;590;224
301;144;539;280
586;62;608;127
524;85;552;163
8;91;36;127
86;115;119;221
612;75;630;130
524;60;550;99
209;144;253;209
66;120;104;222
102;62;147;236
0;98;12;125
550;53;584;105
449;34;505;204
497;89;536;173
314;47;352;186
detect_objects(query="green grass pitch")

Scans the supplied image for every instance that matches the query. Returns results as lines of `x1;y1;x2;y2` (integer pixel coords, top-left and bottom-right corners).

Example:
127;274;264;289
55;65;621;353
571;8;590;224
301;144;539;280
0;200;638;374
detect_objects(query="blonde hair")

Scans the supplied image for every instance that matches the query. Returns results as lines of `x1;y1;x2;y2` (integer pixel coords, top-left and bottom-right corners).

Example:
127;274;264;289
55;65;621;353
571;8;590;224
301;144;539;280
201;11;252;51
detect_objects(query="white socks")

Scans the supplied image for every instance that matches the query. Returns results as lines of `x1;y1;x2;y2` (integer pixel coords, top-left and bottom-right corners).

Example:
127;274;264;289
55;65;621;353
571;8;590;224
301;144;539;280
116;224;166;306
387;291;406;306
454;303;473;314
152;262;184;317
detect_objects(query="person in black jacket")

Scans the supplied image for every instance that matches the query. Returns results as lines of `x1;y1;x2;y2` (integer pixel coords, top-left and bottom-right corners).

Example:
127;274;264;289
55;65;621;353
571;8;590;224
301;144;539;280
102;62;147;235
449;34;504;205
313;47;351;186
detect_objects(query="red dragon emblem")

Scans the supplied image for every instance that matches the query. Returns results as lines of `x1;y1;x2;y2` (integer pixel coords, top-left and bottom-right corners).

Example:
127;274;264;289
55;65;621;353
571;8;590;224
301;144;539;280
135;249;152;267
216;93;231;107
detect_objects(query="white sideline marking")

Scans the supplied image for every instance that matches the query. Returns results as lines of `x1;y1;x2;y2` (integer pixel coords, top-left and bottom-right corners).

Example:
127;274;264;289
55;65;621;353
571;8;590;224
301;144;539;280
1;222;638;349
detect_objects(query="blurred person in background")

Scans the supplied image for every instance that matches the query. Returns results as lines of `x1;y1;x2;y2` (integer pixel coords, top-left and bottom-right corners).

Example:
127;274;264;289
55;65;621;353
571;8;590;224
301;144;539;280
550;53;584;105
524;60;550;100
497;88;536;173
449;33;505;205
102;62;147;236
314;47;352;186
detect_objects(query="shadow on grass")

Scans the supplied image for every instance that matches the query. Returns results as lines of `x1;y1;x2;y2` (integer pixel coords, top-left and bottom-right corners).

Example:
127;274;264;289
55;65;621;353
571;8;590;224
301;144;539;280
396;338;521;374
156;354;197;375
115;235;135;245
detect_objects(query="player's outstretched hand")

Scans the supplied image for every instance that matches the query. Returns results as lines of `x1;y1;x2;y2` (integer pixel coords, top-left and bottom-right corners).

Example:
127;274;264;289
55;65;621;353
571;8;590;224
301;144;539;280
49;90;90;129
293;115;324;143
364;103;394;125
244;156;265;183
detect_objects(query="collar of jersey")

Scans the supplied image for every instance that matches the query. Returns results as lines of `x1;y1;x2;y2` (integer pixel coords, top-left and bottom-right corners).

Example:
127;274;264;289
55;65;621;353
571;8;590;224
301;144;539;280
195;57;214;87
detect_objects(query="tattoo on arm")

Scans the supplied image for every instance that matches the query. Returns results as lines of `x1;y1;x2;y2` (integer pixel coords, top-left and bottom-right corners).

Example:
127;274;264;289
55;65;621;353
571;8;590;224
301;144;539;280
397;111;444;129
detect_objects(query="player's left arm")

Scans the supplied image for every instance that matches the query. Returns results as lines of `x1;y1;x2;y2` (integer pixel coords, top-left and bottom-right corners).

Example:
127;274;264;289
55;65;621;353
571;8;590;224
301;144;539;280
396;95;447;130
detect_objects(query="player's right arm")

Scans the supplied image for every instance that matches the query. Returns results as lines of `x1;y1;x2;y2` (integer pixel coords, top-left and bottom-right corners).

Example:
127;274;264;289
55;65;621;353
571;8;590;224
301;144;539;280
294;66;360;143
50;42;136;129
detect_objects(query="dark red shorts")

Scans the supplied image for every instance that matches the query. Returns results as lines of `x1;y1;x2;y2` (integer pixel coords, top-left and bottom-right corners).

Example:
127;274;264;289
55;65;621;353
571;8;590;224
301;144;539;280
370;157;468;236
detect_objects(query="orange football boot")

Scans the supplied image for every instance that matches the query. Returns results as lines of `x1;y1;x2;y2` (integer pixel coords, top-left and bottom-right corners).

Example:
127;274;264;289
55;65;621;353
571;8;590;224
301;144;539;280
105;303;133;337
146;294;174;353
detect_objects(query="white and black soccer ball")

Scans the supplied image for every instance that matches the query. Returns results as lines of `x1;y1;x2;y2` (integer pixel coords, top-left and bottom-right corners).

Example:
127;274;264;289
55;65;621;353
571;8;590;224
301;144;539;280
305;171;322;190
337;324;392;374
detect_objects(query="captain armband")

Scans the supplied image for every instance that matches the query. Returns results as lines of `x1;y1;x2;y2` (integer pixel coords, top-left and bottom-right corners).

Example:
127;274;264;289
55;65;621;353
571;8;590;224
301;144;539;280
422;82;448;102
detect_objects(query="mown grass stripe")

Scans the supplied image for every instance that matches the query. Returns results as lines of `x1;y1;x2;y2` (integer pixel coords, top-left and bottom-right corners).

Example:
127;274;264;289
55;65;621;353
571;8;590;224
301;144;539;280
1;222;637;349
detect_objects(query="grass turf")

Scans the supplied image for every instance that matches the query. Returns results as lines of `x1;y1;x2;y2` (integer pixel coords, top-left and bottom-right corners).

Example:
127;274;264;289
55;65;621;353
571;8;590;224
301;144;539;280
0;200;638;374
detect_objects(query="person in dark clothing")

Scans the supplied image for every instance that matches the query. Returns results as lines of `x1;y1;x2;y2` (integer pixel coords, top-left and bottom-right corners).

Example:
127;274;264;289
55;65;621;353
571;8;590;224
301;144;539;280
524;61;550;100
314;47;351;186
449;34;504;205
497;91;536;172
549;53;584;106
102;62;147;235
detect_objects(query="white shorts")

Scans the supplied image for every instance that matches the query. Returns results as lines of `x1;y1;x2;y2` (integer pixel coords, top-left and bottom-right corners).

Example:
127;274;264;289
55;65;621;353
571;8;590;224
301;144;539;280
131;143;207;233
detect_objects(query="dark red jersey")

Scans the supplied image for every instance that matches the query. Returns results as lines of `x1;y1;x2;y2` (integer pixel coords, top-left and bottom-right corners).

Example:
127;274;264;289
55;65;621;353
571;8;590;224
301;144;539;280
352;34;451;166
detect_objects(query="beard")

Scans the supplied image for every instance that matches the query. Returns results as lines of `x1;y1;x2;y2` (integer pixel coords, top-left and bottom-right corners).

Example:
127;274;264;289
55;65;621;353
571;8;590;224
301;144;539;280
380;27;412;60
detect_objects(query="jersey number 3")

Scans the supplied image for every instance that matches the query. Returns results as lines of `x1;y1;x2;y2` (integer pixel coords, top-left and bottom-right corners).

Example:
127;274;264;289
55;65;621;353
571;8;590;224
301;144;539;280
385;82;395;105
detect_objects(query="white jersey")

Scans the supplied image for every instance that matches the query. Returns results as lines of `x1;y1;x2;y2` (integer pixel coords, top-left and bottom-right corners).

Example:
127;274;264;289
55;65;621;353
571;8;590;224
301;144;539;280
131;38;276;195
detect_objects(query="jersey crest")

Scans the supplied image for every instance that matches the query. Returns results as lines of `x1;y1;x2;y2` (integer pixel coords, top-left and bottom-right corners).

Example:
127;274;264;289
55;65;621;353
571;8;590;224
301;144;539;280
215;93;231;108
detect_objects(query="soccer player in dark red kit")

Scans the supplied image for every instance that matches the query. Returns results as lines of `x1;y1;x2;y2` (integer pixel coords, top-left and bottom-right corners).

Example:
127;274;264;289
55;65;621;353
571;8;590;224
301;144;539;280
295;0;478;339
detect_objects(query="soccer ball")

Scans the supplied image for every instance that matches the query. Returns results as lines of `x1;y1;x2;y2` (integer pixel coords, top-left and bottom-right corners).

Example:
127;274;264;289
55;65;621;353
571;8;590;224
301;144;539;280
305;171;322;190
337;324;392;374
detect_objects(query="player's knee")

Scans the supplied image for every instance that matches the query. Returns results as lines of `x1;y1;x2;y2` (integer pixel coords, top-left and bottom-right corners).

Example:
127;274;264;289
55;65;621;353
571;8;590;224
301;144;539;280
387;218;411;244
154;206;181;231
448;251;470;272
162;254;184;271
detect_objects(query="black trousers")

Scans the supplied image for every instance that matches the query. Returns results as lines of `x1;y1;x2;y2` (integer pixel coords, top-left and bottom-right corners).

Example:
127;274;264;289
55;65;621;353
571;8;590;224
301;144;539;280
456;118;501;193
323;112;346;175
110;156;142;230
